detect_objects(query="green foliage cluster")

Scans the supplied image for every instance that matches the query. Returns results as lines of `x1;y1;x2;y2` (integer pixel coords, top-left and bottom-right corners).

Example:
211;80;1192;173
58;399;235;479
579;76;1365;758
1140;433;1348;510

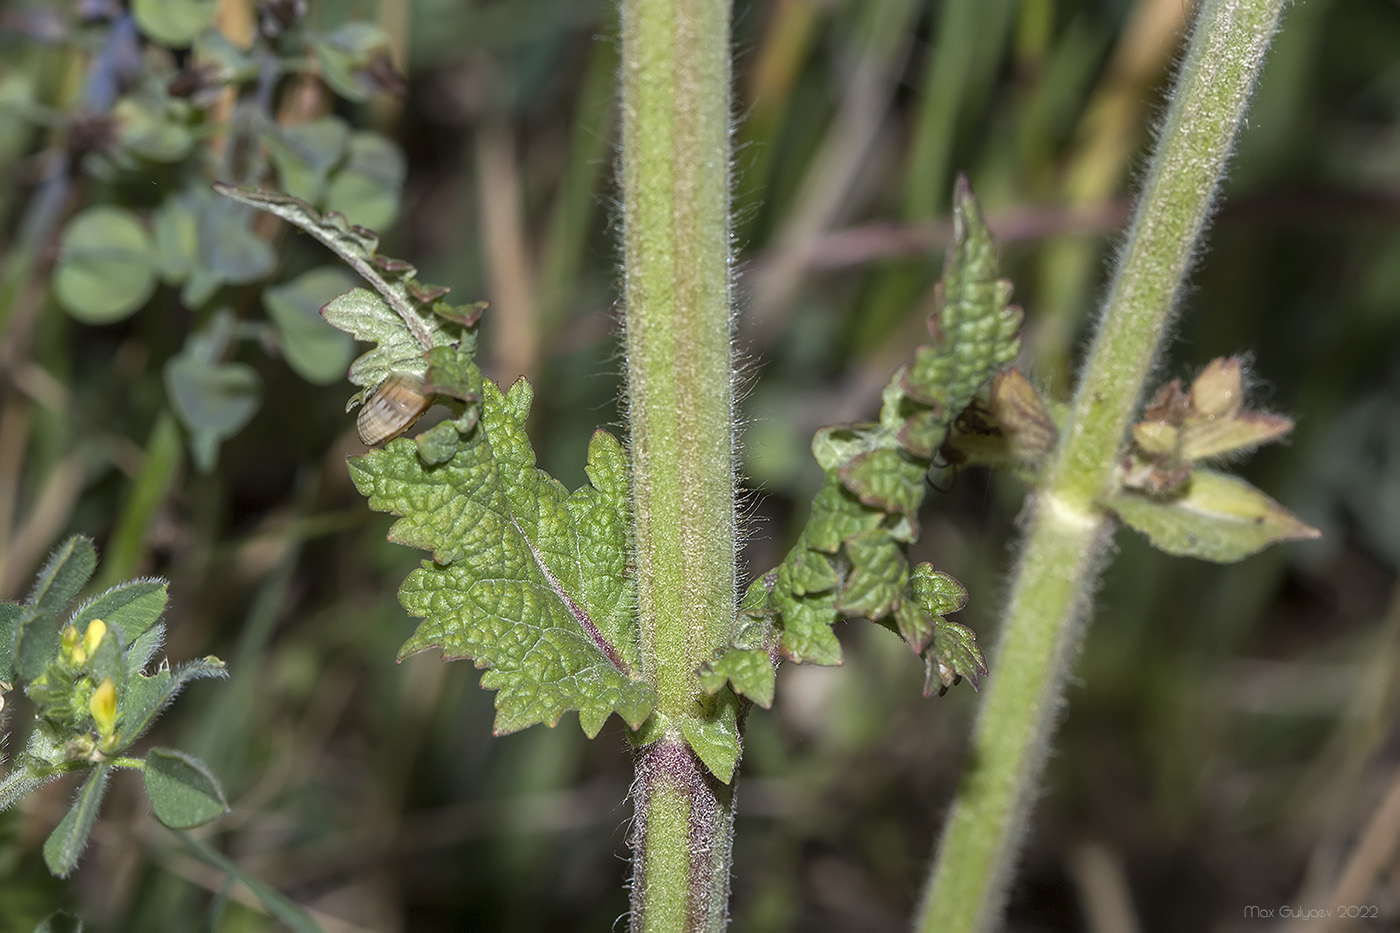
706;179;1020;708
217;174;1023;791
0;537;226;878
21;2;405;469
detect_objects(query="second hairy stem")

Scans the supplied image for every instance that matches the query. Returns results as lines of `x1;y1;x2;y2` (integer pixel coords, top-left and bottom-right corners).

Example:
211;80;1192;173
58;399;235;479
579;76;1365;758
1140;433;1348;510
619;0;736;931
917;0;1289;930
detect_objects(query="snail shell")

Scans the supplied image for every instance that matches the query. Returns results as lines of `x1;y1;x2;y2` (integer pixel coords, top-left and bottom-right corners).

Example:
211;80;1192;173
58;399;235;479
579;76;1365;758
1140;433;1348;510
357;373;431;446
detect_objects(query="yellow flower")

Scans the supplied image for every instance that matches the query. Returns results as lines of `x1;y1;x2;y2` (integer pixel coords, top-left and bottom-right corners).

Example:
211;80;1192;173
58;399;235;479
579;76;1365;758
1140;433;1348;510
82;619;107;657
89;677;117;739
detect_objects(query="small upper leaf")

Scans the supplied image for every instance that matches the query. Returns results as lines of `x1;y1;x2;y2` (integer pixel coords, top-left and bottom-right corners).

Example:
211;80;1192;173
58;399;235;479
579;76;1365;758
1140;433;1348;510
705;178;1018;704
1108;469;1320;563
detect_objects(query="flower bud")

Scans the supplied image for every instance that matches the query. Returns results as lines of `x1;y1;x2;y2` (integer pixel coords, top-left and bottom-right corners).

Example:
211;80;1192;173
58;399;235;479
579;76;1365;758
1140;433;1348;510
1191;357;1243;418
89;677;118;739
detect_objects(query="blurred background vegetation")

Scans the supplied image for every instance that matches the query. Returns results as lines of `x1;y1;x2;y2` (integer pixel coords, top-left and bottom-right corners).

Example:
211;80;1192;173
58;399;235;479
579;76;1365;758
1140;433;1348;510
0;0;1397;930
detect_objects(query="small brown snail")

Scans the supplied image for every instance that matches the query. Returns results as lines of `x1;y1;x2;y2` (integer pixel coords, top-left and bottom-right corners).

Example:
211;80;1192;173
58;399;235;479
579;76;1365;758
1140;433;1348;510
357;373;431;446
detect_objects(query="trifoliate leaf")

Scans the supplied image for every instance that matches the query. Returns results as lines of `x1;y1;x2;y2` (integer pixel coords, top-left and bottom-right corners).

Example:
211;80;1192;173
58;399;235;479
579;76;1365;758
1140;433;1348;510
350;379;656;737
1108;469;1321;563
164;355;260;472
151;195;199;285
311;22;396;102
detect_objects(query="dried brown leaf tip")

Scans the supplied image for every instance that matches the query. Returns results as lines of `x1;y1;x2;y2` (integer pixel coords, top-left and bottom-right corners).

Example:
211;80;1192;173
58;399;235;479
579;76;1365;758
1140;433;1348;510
1122;356;1293;496
944;368;1058;475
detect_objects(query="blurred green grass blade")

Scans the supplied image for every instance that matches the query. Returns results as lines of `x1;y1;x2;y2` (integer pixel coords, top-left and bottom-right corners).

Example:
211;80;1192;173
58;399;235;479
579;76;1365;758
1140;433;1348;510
176;832;323;933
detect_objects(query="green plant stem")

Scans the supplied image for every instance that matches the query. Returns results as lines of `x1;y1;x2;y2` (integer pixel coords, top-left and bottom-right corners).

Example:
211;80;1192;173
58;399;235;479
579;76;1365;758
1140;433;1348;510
619;0;735;930
916;1;1287;929
97;412;183;589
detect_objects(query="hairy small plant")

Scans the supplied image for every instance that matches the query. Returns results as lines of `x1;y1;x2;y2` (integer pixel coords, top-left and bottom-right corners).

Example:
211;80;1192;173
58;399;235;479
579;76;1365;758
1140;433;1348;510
0;536;227;878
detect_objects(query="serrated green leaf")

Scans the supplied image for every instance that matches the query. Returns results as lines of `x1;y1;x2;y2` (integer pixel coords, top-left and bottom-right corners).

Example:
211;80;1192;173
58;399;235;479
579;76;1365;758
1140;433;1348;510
351;381;655;737
681;695;742;784
132;0;217;46
779;548;839;596
324;131;405;229
52;207;156;325
144;747;228;829
213;185;467;405
902;177;1023;415
424;344;483;402
43;764;111;877
839;448;927;516
837;531;906;619
414;421;461;465
1108;469;1321;563
114;96;194;163
751;178;1012;700
802;476;884;553
891;600;935;654
910;564;968;617
811;424;885;473
264;266;358;385
927;619;988;695
699;647;775;708
775;588;842;665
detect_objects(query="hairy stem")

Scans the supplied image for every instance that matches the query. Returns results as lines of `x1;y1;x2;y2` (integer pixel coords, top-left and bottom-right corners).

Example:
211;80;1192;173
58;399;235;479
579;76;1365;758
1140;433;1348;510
916;0;1288;929
619;0;736;929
